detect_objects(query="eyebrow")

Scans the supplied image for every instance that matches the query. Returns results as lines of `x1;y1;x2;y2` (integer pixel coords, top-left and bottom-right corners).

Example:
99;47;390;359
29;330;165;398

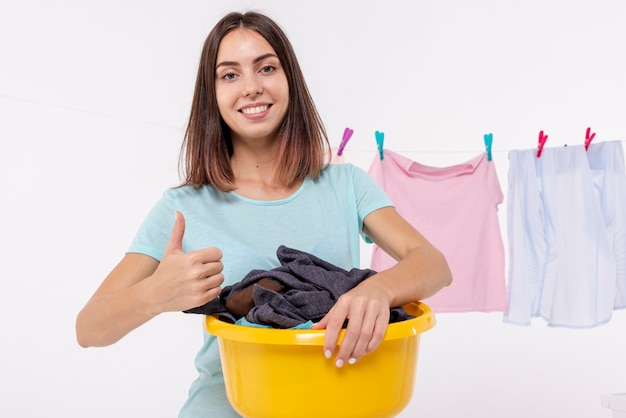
216;53;279;69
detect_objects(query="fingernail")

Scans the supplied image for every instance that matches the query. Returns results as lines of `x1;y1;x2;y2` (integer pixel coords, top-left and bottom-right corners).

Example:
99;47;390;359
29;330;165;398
336;359;344;368
348;357;357;365
325;350;332;359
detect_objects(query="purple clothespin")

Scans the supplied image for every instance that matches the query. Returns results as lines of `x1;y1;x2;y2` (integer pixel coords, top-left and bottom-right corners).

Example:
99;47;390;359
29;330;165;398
337;127;354;156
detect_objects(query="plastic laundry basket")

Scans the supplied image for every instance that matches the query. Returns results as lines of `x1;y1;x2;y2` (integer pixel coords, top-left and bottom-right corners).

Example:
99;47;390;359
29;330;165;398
205;301;436;418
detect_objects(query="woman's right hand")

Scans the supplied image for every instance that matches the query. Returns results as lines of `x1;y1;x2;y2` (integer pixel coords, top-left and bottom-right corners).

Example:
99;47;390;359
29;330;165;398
145;211;224;314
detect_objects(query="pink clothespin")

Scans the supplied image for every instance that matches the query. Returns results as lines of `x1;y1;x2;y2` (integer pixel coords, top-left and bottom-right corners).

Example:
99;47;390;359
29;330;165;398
337;127;354;156
536;130;548;157
584;127;596;151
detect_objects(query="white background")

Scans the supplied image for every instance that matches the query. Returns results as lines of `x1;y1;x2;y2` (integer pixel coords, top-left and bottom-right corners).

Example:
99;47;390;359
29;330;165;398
1;1;625;417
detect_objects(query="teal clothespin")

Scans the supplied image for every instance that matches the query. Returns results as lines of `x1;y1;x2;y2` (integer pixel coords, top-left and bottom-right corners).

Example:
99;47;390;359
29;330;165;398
483;133;493;161
375;131;385;160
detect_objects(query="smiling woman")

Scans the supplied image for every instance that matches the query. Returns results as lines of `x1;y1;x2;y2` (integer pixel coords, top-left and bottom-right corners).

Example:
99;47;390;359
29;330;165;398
74;10;452;418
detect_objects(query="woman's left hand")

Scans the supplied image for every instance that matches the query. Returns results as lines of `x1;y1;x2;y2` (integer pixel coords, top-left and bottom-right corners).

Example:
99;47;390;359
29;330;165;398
311;281;391;367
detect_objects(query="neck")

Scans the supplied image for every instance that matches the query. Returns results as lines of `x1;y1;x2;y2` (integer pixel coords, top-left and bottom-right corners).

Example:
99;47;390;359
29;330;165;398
230;137;281;178
229;149;303;200
230;153;276;181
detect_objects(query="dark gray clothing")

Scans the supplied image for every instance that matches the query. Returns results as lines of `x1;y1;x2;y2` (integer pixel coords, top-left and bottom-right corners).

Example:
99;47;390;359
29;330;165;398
185;245;410;328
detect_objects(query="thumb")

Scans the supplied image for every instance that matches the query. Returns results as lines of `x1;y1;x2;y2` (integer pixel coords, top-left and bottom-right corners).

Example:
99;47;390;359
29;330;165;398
164;211;185;254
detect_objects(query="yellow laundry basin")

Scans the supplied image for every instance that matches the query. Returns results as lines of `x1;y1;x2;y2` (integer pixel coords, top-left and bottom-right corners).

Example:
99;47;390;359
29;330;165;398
205;301;435;418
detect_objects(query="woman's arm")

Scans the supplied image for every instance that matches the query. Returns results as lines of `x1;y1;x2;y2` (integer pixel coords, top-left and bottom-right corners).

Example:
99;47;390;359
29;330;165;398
361;206;453;305
76;211;224;348
312;206;452;367
76;253;161;347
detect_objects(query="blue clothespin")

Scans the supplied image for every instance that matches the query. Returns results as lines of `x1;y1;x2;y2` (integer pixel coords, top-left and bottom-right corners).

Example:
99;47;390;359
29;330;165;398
483;133;493;161
375;131;385;160
337;127;354;156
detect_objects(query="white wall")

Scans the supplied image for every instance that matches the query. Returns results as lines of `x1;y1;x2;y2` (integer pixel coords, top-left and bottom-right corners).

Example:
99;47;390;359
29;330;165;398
1;1;625;417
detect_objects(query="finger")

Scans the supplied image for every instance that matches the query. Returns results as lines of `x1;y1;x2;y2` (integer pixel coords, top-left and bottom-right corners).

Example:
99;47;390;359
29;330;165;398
333;311;364;368
320;307;347;362
185;271;225;309
202;274;224;300
344;312;378;363
195;246;223;266
310;315;328;330
182;257;224;287
164;211;185;255
202;261;224;281
310;316;335;357
366;314;389;354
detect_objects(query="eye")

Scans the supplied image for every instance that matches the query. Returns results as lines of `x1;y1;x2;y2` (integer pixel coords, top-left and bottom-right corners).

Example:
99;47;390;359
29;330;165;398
260;65;275;74
222;72;237;80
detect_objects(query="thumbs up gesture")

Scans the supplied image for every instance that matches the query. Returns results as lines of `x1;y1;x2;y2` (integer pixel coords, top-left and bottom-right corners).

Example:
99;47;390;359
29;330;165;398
147;211;224;313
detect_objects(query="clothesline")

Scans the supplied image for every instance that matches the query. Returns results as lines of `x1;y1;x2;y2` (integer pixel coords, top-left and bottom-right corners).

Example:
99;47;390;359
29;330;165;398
0;93;184;131
337;141;626;156
338;148;508;154
334;127;626;157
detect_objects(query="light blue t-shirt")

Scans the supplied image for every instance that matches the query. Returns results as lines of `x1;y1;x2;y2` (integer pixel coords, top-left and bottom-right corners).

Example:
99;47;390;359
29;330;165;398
128;163;392;417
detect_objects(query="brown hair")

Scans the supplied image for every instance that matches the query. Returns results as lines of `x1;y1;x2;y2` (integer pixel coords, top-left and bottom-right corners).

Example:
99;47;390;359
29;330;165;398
180;11;329;191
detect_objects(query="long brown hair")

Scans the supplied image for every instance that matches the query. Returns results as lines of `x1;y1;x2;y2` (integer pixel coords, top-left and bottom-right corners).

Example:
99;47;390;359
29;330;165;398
180;11;329;191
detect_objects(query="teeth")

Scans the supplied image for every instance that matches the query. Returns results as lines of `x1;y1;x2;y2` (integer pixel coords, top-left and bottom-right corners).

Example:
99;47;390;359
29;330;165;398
242;105;268;115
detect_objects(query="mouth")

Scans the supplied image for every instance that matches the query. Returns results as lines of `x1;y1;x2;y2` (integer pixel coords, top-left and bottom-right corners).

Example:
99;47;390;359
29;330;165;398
239;104;272;115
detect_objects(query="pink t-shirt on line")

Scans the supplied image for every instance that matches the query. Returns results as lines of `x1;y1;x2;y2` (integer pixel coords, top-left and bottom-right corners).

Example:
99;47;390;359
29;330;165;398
368;149;507;313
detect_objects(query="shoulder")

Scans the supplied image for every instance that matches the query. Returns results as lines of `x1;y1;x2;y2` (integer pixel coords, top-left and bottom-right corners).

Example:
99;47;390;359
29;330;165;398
317;163;369;183
147;184;229;217
314;163;390;207
161;184;222;202
319;163;382;191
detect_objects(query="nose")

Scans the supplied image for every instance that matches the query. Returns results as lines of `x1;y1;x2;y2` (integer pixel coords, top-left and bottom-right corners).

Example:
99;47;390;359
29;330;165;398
243;77;262;97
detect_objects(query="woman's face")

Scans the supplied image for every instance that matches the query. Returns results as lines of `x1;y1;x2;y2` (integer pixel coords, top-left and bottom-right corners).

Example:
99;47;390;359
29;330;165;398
215;28;289;144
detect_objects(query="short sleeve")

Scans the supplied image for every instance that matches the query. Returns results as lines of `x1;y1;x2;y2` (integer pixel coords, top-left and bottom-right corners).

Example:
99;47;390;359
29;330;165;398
350;165;394;243
127;190;178;261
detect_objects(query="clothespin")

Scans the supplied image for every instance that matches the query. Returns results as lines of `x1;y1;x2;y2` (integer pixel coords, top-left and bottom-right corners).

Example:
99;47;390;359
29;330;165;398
375;131;385;160
484;133;493;161
536;130;548;157
584;126;596;151
337;127;354;156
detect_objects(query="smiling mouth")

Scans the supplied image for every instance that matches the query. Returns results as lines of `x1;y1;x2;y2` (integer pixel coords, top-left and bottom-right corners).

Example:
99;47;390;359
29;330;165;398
240;105;270;115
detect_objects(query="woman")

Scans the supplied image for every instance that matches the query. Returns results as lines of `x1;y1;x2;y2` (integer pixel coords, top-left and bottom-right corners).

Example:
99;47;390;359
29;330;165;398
76;11;452;417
